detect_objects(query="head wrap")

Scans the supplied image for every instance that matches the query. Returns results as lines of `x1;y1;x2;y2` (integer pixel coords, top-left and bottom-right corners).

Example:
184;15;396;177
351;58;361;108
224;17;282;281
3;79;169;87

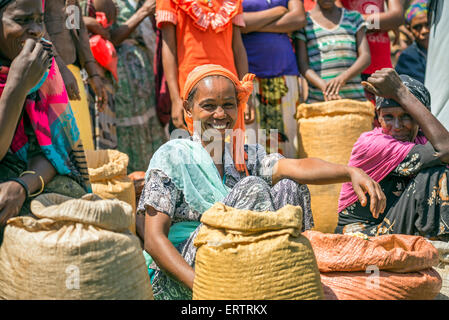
375;74;431;110
405;0;428;24
0;0;13;8
182;64;255;175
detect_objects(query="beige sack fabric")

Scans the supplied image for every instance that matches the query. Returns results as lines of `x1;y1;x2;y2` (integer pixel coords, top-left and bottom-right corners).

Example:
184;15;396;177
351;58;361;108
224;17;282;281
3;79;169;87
428;240;449;300
296;99;375;233
85;149;136;234
193;203;323;300
0;193;153;300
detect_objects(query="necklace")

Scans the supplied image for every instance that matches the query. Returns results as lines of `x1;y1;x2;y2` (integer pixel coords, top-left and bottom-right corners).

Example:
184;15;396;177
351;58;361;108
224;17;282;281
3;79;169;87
204;0;213;8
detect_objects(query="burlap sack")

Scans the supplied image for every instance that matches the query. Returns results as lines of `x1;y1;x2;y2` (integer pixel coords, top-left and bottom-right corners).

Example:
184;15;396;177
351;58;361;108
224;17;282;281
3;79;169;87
193;203;323;300
296;99;375;233
304;231;442;300
85;149;136;234
428;240;449;300
0;193;153;300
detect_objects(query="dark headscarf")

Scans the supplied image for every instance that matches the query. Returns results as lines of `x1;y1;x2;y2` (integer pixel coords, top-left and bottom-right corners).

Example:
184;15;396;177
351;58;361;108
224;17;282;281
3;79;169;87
375;74;431;111
0;0;13;9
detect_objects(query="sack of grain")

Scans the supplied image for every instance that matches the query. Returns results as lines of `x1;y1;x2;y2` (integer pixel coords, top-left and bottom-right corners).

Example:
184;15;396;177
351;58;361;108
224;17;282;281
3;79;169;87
193;203;323;300
0;193;153;300
304;230;442;300
85;149;136;234
296;99;375;233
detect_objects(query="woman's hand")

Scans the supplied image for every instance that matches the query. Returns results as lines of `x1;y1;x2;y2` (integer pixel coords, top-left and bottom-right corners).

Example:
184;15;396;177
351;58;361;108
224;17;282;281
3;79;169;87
324;73;347;101
88;75;108;112
139;0;156;17
244;99;256;124
59;63;81;100
0;181;27;226
362;68;407;100
171;98;188;130
8;39;52;94
347;166;386;219
317;78;331;101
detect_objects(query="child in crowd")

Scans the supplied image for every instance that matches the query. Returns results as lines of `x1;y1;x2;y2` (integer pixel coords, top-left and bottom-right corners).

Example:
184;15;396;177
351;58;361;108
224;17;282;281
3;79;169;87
395;0;429;83
293;0;371;103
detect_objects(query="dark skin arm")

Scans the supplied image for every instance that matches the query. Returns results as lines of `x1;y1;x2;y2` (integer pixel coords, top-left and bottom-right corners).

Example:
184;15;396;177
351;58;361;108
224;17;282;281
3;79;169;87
144;208;195;290
231;25;255;124
363;68;449;163
71;0;108;111
160;23;187;130
295;37;329;100
109;0;155;47
240;6;288;34
257;0;306;33
83;16;111;40
0;155;57;226
0;39;52;160
273;158;386;218
361;0;404;33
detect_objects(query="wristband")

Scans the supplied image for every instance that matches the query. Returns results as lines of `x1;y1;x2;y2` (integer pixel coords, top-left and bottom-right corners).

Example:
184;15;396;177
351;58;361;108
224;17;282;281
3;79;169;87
19;171;45;198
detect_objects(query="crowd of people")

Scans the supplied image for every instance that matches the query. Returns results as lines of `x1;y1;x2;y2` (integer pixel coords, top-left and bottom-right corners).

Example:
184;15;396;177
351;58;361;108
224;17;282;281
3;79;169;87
0;0;448;300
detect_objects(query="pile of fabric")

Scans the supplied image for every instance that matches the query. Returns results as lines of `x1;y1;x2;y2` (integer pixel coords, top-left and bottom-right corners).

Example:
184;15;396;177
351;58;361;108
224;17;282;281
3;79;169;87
304;230;442;299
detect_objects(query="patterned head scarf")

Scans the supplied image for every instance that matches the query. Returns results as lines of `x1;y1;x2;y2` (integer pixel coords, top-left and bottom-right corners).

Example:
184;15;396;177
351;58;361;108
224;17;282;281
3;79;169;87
376;75;431;111
182;64;255;175
405;0;428;24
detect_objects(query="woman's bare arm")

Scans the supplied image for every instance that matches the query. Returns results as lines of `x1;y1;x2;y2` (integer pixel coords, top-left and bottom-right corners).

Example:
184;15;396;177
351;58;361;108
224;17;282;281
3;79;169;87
144;208;195;290
240;6;288;34
257;0;306;33
273;158;386;218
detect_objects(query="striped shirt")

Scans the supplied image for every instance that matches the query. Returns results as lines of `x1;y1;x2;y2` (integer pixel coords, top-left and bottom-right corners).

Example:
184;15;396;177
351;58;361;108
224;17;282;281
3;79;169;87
293;9;367;103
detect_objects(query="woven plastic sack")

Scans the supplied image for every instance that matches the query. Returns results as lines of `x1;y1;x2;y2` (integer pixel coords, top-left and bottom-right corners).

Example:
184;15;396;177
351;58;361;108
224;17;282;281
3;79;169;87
304;231;442;300
193;203;324;300
85;150;136;234
320;269;442;300
296;99;375;233
0;193;153;300
89;35;118;81
428;240;449;300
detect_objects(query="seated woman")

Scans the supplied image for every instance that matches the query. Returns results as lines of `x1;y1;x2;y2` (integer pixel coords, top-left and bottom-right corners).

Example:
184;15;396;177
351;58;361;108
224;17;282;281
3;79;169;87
336;68;449;239
138;64;385;300
0;0;91;242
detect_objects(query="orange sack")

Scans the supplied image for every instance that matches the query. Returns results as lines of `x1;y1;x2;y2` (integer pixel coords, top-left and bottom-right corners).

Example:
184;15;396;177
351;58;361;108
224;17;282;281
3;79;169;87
303;231;442;300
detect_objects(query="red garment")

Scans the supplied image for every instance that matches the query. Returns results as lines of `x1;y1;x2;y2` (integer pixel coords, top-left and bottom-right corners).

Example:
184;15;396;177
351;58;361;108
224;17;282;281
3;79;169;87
303;0;316;11
156;0;244;93
340;0;393;74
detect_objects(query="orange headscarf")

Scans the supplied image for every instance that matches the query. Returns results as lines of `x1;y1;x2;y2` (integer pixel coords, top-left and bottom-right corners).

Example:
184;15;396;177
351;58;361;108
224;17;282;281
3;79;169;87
182;64;255;175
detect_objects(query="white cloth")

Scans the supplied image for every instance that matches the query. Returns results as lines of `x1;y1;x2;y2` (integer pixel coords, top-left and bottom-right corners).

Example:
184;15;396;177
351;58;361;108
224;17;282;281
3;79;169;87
425;0;449;130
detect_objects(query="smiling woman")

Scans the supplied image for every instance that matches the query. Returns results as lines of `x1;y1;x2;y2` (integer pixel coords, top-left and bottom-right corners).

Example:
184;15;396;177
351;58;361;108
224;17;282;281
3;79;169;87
138;64;385;300
337;69;449;239
0;0;91;244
